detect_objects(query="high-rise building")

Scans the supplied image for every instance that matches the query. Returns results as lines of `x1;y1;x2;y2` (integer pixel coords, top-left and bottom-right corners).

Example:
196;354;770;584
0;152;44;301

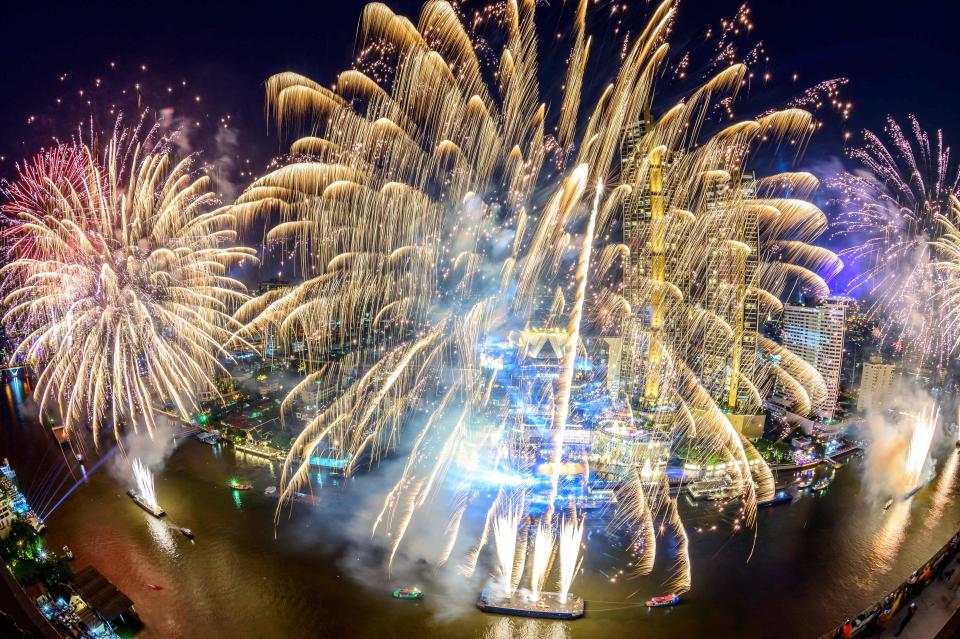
839;299;869;388
782;297;847;419
699;175;759;410
620;119;673;405
858;357;897;412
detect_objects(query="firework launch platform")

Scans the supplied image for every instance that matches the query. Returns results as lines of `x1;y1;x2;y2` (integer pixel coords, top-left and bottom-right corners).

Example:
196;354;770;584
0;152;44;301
477;588;584;620
126;490;165;518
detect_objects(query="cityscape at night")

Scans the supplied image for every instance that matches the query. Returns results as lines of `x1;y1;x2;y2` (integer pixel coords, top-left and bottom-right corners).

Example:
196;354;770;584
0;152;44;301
2;1;960;637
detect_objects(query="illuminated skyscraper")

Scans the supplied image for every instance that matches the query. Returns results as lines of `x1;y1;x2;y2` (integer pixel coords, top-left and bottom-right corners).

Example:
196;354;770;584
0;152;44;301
699;175;759;410
782;297;847;419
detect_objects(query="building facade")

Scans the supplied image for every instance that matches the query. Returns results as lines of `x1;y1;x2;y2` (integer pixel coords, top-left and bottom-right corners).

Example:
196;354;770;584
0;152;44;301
782;297;847;420
858;358;897;412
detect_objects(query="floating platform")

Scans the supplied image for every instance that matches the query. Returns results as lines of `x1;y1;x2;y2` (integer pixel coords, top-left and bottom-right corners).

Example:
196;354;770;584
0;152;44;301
477;589;584;620
126;489;165;518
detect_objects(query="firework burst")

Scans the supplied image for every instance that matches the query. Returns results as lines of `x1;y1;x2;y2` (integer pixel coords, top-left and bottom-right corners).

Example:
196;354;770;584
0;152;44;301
1;118;256;444
832;115;960;370
236;0;836;595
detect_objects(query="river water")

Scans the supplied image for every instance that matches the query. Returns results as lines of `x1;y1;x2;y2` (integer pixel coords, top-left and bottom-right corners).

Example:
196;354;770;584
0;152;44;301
3;375;960;639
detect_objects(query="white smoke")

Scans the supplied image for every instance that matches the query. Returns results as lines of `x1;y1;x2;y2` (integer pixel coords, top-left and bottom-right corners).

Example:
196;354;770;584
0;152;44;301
858;378;943;500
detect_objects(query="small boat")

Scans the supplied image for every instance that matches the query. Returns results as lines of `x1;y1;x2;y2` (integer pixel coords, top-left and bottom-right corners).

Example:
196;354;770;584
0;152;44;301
62;546;74;560
147;584;163;591
51;426;70;447
812;477;832;491
264;486;278;497
229;482;253;491
179;527;194;540
393;587;424;600
646;594;679;607
883;498;893;510
795;478;814;490
758;492;793;508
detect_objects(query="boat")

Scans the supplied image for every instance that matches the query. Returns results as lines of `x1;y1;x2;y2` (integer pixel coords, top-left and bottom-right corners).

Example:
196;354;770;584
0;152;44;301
292;492;322;507
62;546;73;560
264;486;278;497
126;489;165;518
147;584;163;591
883;498;894;510
196;431;221;445
795;477;814;490
812;477;832;491
646;594;680;608
393;587;423;600
687;478;740;501
758;492;793;508
51;426;70;447
179;527;194;540
477;588;584;620
229;482;253;491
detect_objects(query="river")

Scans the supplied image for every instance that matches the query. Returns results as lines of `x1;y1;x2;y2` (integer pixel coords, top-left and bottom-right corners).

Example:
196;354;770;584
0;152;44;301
2;374;960;639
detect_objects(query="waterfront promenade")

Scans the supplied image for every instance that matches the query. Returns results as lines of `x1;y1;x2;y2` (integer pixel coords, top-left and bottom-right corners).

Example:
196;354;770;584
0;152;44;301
878;569;960;638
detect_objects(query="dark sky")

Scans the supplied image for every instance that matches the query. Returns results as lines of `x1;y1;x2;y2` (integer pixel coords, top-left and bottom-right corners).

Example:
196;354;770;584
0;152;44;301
0;0;957;175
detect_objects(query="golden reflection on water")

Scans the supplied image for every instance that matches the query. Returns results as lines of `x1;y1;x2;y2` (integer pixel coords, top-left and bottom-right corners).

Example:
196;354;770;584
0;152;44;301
481;616;571;639
928;450;960;528
867;500;911;576
146;514;180;558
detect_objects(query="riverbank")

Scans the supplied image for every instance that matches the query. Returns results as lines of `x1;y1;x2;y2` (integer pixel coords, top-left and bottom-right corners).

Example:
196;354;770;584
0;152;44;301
820;526;960;637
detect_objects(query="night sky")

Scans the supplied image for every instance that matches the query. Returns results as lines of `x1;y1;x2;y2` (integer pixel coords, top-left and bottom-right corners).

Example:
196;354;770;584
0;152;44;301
0;0;957;188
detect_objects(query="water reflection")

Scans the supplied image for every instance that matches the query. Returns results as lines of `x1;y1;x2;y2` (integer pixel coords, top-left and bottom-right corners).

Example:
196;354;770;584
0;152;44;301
481;616;570;639
146;515;179;558
929;451;960;527
868;500;911;577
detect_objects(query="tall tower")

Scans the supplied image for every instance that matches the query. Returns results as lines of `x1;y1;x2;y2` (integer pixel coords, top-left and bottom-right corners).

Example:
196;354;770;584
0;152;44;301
782;297;847;419
619;120;650;399
699;175;759;410
619;120;672;407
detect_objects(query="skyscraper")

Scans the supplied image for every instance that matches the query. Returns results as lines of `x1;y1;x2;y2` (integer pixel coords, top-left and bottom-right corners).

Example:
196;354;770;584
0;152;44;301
782;297;847;420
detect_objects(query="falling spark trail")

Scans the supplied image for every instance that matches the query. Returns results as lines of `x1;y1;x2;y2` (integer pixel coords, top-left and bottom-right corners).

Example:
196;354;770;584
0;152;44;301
547;175;601;519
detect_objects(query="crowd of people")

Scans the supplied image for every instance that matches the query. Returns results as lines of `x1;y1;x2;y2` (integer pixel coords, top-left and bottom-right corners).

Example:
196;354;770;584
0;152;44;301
825;530;960;637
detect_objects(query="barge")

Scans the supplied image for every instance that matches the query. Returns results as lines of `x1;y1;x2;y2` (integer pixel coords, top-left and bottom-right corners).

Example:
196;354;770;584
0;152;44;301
477;589;584;620
126;489;165;518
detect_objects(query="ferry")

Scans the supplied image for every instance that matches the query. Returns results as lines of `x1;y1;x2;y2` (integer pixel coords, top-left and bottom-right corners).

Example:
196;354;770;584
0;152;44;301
126;489;165;518
229;482;253;491
392;587;423;600
646;594;680;608
179;527;194;540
